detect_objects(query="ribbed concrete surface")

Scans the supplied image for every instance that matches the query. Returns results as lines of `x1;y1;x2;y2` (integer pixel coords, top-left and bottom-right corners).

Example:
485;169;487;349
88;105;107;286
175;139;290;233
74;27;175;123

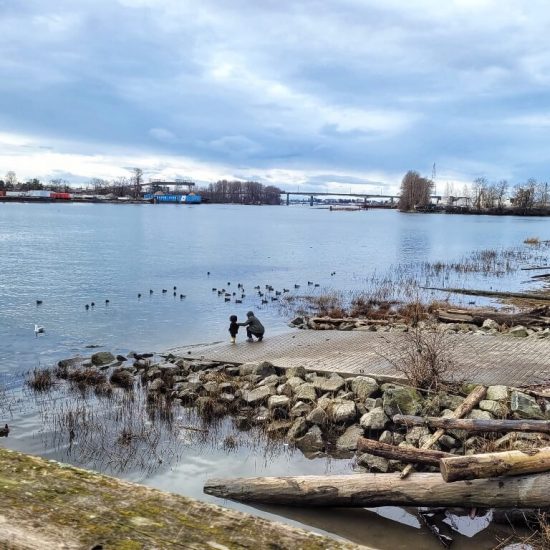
168;330;550;387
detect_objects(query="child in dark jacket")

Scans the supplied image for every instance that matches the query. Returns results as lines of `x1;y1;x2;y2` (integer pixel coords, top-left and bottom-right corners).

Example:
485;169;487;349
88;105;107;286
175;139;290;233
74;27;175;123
229;315;239;343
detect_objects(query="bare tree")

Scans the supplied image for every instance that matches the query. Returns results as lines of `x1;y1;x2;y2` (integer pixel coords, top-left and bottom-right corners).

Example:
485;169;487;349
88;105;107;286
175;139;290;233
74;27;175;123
5;171;17;189
131;168;143;199
398;170;433;211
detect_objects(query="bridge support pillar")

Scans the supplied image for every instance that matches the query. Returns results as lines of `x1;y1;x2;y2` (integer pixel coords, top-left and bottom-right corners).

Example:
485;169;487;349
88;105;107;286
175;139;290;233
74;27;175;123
390;197;394;205
309;195;314;207
286;193;290;206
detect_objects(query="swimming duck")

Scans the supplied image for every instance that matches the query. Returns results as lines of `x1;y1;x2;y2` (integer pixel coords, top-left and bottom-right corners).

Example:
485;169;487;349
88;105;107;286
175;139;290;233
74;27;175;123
0;424;9;437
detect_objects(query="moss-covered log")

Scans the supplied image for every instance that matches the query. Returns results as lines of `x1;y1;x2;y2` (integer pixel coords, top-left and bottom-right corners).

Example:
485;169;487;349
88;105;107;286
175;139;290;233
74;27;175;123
0;448;362;550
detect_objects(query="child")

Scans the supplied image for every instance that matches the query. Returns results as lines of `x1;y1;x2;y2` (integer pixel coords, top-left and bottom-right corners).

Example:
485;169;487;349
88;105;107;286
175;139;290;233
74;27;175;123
229;315;239;343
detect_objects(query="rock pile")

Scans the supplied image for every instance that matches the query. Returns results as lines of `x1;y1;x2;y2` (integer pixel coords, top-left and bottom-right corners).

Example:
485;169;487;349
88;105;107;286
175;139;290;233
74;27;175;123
55;352;550;474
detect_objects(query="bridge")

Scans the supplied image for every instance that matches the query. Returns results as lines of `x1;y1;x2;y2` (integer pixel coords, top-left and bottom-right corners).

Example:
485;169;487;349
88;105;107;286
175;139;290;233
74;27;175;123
280;191;442;206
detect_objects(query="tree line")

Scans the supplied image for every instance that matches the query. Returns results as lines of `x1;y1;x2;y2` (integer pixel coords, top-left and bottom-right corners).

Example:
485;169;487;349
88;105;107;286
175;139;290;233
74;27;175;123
399;170;550;213
0;170;283;204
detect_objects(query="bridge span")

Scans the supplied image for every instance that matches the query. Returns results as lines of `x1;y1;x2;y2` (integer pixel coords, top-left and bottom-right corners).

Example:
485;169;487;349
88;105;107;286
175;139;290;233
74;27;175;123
280;191;442;206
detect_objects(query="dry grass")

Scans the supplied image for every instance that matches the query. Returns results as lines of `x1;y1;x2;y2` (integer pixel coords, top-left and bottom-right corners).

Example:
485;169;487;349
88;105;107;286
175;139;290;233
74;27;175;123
524;237;541;245
27;368;54;392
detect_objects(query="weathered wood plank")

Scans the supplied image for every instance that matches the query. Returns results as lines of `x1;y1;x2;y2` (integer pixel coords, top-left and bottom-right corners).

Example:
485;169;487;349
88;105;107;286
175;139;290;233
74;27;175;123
357;437;452;466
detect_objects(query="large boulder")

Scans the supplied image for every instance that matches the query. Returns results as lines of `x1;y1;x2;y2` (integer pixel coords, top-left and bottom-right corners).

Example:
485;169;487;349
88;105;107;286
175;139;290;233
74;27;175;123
327;400;357;424
383;385;423;417
294;426;324;453
286;417;308;440
267;395;290;410
306;407;328;426
336;425;364;452
91;351;116;366
350;376;379;400
290;401;311;417
359;407;389;430
479;399;508;417
294;383;317;402
242;386;273;405
509;326;529;338
239;361;276;377
486;385;509;402
312;374;346;393
357;453;389;473
482;319;500;330
467;409;494;421
510;391;544;419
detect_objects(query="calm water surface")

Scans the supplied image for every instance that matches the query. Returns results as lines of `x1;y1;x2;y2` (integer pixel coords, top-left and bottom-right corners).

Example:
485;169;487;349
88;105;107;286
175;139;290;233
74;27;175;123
0;203;546;548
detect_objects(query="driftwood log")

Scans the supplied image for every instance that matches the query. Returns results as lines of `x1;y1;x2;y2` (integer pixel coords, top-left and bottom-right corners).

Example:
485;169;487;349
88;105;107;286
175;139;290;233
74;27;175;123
400;385;487;479
357;437;452;466
440;447;550;482
204;472;550;508
423;286;550;303
394;415;550;434
436;309;550;327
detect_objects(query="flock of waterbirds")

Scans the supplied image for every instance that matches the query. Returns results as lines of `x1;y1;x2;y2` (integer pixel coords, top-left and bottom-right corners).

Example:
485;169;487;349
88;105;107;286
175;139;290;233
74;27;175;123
33;271;336;335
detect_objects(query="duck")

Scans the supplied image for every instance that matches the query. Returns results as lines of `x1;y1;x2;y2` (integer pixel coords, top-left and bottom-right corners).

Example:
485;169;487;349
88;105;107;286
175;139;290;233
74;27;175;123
235;299;242;304
261;299;268;304
207;271;211;276
275;291;282;296
314;283;320;288
91;302;95;307
271;296;279;301
162;289;167;294
283;289;289;293
225;297;231;302
180;294;186;299
294;284;300;289
105;299;110;304
212;288;217;291
138;293;142;298
34;324;45;336
0;424;9;437
36;300;43;305
254;285;260;290
173;286;177;290
173;291;177;296
307;281;313;286
149;289;154;294
85;304;90;310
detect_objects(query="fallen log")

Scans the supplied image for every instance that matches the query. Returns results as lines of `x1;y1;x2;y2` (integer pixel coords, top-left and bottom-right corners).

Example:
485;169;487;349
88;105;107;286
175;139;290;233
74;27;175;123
423;286;550;302
440;447;550;482
357;437;452;466
400;385;486;479
203;472;550;508
393;415;550;434
436;309;550;327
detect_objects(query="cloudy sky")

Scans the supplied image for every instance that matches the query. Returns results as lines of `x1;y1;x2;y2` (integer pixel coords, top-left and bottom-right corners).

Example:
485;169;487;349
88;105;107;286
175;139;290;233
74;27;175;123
1;0;550;193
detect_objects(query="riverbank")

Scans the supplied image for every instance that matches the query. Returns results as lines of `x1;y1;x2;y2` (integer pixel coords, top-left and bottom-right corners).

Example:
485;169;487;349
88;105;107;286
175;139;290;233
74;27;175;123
0;447;361;550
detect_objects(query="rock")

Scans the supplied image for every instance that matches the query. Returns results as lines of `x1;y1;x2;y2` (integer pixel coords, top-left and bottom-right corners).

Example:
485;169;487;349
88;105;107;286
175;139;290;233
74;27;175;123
91;351;116;366
405;426;431;445
467;409;494;420
393;432;405;445
258;374;280;387
266;420;294;435
336;425;364;452
327;400;357;424
203;381;219;394
364;397;383;411
350;376;379;400
268;395;290;410
219;393;235;404
486;385;509;402
482;319;500;330
439;393;465;410
312;374;345;393
287;417;308;440
294;425;324;453
306;407;328;426
289;316;305;327
509;325;529;338
287;376;306;389
317;396;332;410
357;453;389;473
379;430;394;445
109;368;134;388
57;356;86;369
177;389;197;405
242;386;273;405
276;383;293;397
239;361;276;377
359;407;389;430
287;366;307;379
479;399;508;417
294;383;317;402
148;378;165;392
439;434;458;449
290;401;311;417
338;322;356;331
383;385;423;417
254;407;270;424
510;391;544;419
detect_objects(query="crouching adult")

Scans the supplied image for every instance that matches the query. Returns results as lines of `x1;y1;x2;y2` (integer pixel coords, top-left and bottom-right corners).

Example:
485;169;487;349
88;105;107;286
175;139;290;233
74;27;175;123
239;311;265;342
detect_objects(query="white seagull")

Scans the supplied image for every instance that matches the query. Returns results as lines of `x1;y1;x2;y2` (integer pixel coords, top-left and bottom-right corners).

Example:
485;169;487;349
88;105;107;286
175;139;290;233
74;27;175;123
34;324;45;336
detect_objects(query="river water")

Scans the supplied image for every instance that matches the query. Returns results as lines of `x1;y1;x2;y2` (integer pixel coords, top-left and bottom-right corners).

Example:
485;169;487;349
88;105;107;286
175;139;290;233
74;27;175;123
1;202;548;548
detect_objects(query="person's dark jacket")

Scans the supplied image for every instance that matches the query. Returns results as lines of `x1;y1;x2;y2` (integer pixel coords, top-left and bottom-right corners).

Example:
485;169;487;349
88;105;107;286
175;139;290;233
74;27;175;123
238;313;264;335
